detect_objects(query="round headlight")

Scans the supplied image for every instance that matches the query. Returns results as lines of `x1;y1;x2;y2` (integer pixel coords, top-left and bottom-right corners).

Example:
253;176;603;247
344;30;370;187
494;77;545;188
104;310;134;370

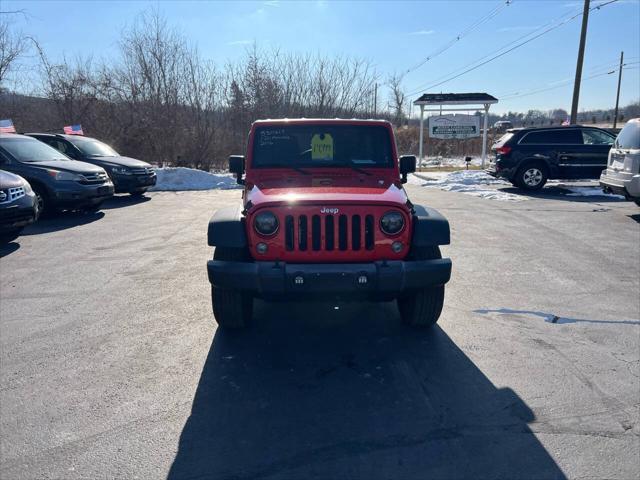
380;211;405;236
254;211;279;236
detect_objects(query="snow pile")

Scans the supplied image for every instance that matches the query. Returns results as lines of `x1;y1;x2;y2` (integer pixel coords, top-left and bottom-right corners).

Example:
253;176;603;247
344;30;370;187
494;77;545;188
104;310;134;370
150;167;240;191
409;171;525;201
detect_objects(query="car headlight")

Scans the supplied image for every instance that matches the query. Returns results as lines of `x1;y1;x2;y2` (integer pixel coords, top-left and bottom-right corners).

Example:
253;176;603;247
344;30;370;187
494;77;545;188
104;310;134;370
21;178;33;193
111;167;131;175
380;211;405;236
46;170;82;181
254;211;279;236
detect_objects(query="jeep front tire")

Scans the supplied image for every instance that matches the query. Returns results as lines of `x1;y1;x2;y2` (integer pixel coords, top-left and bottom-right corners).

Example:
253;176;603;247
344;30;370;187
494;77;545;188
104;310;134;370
397;246;445;328
211;247;253;329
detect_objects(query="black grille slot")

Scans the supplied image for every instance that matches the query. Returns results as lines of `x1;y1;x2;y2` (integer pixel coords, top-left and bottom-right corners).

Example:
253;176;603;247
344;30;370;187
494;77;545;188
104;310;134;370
311;215;321;251
325;216;334;251
365;215;374;250
285;215;294;251
338;215;348;251
351;215;361;251
298;215;308;251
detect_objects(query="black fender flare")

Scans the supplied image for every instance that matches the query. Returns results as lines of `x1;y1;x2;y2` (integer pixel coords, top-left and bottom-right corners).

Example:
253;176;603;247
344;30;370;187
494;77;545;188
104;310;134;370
207;205;248;248
411;204;450;247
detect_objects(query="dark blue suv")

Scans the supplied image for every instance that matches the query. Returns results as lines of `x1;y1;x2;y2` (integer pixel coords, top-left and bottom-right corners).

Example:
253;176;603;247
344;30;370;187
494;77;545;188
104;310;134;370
487;126;616;190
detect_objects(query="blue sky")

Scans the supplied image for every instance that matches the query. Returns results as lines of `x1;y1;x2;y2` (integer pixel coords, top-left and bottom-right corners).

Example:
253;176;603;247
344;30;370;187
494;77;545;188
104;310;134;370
4;0;640;115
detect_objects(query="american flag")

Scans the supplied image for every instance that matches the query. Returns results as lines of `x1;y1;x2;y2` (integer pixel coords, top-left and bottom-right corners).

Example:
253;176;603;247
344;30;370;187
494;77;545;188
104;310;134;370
0;119;16;134
63;124;84;135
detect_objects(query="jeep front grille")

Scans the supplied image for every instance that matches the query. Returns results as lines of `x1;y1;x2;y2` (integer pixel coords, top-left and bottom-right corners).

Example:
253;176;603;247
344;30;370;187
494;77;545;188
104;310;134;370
130;167;155;175
284;214;375;252
79;172;109;185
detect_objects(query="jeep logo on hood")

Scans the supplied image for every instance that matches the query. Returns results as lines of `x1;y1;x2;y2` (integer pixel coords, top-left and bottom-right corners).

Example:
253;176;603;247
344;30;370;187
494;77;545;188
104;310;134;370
320;207;339;215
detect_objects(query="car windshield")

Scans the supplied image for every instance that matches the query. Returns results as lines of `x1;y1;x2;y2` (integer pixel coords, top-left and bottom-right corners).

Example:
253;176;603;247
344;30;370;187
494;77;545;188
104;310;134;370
69;137;119;157
615;122;640;149
251;125;394;168
0;136;70;162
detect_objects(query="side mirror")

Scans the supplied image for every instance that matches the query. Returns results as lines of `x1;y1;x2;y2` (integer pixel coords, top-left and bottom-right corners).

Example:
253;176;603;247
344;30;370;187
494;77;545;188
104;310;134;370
399;155;417;184
229;155;245;185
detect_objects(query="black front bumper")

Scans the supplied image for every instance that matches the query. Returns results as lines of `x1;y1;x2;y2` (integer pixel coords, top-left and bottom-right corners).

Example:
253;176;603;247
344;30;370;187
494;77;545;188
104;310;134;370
112;174;157;193
0;196;37;231
207;259;452;299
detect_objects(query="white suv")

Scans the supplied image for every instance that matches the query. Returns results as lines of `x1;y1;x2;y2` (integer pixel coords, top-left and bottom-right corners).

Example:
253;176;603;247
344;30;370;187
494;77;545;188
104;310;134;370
600;118;640;206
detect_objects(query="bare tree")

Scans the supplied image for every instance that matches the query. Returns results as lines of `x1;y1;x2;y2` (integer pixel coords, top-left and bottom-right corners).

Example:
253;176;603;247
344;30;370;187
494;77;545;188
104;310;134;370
0;17;28;88
387;72;406;126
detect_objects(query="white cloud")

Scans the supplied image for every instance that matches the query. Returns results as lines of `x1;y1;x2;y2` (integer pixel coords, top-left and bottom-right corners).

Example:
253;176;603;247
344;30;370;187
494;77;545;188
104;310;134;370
408;29;435;36
264;0;280;6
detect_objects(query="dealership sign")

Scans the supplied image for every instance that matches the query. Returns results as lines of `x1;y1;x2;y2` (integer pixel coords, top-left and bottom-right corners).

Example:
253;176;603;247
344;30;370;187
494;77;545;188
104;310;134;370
428;115;480;139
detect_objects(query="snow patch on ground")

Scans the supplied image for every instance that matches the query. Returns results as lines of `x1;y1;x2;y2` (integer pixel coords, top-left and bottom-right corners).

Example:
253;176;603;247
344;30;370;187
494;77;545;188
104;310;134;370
419;156;483;168
409;171;526;202
564;186;625;199
150;167;240;191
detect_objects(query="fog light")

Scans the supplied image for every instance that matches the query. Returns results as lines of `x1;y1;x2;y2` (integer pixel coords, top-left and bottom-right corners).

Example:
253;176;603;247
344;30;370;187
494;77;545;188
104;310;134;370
391;241;403;253
256;242;268;254
294;275;304;285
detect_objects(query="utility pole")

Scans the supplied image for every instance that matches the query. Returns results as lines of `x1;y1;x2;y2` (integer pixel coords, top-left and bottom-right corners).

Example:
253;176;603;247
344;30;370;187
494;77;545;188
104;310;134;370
570;0;590;124
373;83;378;117
613;51;624;128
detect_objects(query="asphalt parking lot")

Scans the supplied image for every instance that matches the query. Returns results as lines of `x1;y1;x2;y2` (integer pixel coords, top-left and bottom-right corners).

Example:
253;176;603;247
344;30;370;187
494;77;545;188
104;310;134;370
1;184;639;479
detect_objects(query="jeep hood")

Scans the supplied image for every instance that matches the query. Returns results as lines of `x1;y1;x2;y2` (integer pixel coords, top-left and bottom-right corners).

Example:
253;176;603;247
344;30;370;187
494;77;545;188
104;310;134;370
28;160;105;175
247;184;409;207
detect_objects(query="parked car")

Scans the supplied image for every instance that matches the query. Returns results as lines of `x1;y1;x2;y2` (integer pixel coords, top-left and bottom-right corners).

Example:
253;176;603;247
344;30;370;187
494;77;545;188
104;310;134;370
487;125;616;190
27;133;156;196
206;119;452;329
493;120;513;133
0;170;38;242
600;118;640;206
0;133;114;215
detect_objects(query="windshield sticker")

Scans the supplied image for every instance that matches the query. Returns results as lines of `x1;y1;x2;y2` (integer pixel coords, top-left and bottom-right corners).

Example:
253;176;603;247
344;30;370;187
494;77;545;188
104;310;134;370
259;129;290;146
311;133;334;161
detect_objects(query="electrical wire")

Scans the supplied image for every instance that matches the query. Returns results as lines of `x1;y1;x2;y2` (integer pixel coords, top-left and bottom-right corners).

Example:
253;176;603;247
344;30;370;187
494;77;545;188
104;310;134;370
404;0;513;75
407;0;621;96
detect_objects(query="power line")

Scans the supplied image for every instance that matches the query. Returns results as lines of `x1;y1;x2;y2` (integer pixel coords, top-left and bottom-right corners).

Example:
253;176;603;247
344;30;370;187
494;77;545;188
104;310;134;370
404;0;513;75
407;0;621;96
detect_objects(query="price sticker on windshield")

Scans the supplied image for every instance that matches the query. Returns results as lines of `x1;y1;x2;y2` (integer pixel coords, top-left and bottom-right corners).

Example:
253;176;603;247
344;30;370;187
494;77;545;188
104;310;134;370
311;133;334;161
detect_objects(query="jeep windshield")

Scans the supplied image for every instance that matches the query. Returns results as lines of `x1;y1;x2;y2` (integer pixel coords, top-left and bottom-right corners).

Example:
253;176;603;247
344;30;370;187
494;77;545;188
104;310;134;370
251;125;393;169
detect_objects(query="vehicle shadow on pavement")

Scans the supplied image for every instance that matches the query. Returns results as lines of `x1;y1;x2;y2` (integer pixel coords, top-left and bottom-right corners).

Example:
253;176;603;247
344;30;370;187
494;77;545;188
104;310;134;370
0;241;20;257
21;211;105;235
475;308;640;326
100;194;151;209
168;302;566;480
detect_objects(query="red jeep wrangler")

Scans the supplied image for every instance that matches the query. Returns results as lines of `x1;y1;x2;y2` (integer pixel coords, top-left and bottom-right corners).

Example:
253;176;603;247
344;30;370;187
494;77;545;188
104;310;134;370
207;119;452;328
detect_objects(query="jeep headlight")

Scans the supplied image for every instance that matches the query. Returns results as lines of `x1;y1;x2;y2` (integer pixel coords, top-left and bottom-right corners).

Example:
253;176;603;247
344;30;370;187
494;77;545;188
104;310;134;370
254;211;279;236
380;211;405;236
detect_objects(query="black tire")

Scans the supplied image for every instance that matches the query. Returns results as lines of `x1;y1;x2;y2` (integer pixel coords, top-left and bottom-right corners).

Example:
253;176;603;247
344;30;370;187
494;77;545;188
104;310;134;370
397;246;445;328
32;184;51;217
211;247;253;329
515;162;548;191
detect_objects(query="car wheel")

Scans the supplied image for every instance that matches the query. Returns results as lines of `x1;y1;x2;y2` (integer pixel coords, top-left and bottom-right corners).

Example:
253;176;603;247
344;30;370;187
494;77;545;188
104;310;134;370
211;247;253;329
397;246;445;328
516;162;548;191
31;185;55;218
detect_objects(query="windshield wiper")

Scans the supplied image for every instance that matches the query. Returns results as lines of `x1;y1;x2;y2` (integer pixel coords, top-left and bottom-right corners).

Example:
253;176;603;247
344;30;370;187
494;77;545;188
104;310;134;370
272;163;311;175
344;161;372;175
